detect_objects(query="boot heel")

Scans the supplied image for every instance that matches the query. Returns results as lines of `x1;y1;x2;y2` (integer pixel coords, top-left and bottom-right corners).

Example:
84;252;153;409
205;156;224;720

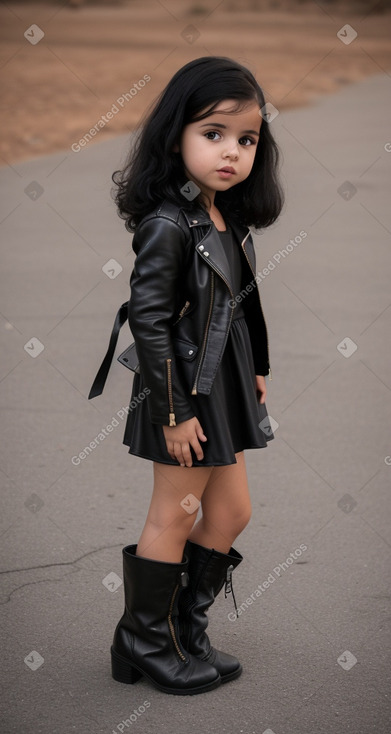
111;646;142;684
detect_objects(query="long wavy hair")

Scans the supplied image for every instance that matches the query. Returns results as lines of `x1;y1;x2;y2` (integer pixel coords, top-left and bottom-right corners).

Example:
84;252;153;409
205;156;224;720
112;56;284;231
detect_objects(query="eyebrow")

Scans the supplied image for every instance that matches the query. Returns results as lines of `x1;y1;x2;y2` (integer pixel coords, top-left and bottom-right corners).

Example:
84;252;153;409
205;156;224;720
200;122;260;136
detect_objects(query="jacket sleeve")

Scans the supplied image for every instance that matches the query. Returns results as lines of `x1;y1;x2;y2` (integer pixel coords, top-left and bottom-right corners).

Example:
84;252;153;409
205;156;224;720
128;215;196;426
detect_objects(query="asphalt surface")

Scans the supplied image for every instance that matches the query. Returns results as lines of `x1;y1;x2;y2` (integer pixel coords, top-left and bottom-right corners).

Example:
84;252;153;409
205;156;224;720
1;72;390;734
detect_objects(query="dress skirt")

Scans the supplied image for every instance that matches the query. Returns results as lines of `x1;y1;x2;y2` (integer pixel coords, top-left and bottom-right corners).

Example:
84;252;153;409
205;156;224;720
122;315;274;466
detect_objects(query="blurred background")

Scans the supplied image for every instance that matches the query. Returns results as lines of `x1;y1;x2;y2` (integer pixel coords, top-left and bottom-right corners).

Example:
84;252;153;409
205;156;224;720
1;0;391;165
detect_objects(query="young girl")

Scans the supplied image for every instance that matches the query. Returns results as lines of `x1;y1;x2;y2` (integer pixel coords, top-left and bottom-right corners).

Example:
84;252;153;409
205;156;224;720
89;56;283;696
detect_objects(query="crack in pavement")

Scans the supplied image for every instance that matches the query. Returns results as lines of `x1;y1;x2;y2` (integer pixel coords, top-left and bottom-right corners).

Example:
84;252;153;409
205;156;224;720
0;542;124;576
0;565;82;606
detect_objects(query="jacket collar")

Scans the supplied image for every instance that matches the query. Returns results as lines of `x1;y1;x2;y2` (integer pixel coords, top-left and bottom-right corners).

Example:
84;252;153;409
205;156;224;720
153;201;254;293
181;205;248;239
181;206;253;294
181;206;212;228
156;199;249;240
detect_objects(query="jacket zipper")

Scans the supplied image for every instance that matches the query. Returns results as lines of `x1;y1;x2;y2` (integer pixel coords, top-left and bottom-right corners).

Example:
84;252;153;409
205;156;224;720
241;233;272;380
191;272;215;394
166;358;176;425
168;584;187;662
168;301;191;419
172;299;190;326
191;256;236;394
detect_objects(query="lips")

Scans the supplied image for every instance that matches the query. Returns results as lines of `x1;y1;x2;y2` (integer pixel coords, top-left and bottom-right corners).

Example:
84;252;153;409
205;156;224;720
217;167;236;174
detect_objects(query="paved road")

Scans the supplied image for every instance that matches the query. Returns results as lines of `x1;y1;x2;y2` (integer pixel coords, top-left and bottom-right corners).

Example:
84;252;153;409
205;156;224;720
1;72;390;734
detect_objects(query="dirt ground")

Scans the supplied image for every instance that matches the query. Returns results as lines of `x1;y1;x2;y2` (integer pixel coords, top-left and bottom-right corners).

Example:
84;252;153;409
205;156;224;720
1;0;391;165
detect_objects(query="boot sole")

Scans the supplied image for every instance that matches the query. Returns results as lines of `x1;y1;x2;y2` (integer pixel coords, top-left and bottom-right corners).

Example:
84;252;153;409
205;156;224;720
220;663;242;683
201;649;243;684
111;646;221;695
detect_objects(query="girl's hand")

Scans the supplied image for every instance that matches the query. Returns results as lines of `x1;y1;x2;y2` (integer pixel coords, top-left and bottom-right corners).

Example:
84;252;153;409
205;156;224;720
256;374;267;404
163;416;207;467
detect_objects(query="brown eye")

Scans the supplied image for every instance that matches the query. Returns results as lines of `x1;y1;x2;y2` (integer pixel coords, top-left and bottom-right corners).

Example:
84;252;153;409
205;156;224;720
204;131;221;141
239;136;255;146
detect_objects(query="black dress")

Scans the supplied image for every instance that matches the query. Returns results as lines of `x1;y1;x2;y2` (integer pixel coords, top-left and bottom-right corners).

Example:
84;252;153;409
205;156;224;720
123;224;274;465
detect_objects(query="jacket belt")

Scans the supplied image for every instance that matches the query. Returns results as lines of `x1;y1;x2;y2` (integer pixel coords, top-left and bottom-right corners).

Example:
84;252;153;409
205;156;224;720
88;302;129;399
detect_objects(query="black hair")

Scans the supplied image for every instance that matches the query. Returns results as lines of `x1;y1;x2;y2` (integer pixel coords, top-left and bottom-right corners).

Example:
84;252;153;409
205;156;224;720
112;56;284;231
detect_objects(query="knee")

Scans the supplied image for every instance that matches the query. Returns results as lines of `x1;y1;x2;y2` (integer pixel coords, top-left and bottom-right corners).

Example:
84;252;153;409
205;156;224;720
206;500;252;539
231;502;252;535
147;509;196;540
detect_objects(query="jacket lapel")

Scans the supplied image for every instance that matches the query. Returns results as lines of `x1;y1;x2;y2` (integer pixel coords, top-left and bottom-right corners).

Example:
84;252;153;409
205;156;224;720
230;219;255;274
197;225;234;294
183;207;251;295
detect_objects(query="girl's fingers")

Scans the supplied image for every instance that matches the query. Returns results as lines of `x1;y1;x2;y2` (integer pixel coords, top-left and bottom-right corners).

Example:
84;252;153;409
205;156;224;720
190;437;204;462
195;425;207;441
179;443;193;467
170;440;191;467
167;443;176;462
182;447;193;467
172;441;186;466
256;375;267;404
164;420;207;466
171;440;201;466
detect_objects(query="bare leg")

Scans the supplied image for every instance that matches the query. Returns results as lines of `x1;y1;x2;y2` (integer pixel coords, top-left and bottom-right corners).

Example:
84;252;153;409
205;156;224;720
188;452;252;553
136;462;214;563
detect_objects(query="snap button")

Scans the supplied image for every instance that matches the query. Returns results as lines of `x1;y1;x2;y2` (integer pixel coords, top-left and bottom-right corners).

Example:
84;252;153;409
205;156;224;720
192;219;198;224
180;571;189;587
188;349;194;355
198;244;204;251
204;251;209;257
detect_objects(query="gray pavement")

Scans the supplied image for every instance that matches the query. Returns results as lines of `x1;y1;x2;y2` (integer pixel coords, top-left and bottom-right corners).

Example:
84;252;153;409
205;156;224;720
1;72;391;734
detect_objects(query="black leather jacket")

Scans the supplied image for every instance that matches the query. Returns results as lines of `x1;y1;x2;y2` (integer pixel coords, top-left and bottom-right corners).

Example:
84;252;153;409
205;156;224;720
126;200;271;426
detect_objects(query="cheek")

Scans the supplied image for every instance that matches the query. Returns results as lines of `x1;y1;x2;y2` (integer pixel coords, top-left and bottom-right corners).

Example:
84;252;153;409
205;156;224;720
243;148;257;171
183;140;209;171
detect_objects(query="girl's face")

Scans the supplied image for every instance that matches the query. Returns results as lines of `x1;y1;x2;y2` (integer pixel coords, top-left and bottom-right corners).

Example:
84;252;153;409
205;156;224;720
178;99;261;205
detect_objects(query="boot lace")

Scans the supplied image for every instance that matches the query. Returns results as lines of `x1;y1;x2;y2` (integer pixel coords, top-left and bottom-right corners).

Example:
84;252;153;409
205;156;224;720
224;564;238;616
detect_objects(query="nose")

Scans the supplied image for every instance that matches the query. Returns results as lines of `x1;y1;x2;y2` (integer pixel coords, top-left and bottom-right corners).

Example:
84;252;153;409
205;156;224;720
223;139;239;161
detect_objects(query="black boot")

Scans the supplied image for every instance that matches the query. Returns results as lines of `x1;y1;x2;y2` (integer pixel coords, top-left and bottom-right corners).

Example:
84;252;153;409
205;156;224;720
178;540;243;683
110;545;221;695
